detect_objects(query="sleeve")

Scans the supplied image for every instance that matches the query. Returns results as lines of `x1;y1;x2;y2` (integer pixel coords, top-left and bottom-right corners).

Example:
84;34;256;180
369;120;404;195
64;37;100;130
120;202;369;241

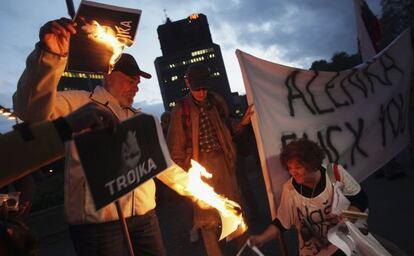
166;103;190;170
271;218;287;232
52;117;74;142
338;165;369;211
338;164;361;196
0;121;65;187
13;45;74;122
211;93;242;135
275;183;294;230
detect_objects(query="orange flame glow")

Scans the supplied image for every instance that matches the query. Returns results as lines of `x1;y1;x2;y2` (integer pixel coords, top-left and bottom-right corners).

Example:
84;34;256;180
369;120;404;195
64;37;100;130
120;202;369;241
187;160;247;240
81;20;132;71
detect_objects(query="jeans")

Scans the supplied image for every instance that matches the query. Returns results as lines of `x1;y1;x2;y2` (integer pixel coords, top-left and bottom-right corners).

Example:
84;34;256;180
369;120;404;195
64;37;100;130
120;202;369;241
69;210;165;256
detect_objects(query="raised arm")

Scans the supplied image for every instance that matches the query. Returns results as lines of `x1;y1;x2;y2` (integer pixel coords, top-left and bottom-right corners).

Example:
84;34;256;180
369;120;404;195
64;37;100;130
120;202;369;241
13;18;77;122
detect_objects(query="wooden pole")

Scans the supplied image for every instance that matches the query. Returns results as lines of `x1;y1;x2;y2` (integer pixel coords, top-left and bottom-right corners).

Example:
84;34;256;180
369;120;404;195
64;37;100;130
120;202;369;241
115;200;135;256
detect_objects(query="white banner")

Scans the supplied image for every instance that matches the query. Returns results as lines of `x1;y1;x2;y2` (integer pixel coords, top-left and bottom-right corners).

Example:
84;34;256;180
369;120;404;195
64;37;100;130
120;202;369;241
236;30;412;216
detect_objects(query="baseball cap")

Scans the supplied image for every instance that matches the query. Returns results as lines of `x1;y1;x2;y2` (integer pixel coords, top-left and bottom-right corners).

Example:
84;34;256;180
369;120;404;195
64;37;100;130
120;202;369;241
184;63;212;90
112;53;152;79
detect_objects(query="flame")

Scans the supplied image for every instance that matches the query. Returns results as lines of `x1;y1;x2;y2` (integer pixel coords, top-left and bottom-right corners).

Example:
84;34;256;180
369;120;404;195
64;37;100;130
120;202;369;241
187;160;247;240
81;20;132;70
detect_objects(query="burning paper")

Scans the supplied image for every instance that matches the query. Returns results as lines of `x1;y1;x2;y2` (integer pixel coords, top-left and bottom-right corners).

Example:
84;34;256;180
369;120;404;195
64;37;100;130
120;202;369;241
80;19;130;68
67;0;141;74
187;160;247;240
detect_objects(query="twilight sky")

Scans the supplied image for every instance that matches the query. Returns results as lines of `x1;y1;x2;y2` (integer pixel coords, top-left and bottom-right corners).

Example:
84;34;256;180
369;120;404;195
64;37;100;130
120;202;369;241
0;0;381;132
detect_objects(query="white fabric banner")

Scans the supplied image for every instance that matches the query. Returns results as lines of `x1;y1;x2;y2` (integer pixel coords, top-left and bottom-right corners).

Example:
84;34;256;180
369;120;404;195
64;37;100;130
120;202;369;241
236;30;412;216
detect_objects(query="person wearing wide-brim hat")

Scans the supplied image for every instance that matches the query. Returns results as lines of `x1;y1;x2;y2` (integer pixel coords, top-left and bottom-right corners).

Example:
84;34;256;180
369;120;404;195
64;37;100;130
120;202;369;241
167;63;254;255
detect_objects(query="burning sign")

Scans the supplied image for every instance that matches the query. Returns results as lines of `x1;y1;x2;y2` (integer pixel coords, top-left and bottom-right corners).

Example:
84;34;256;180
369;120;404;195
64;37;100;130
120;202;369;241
67;0;141;74
80;19;132;68
186;160;247;240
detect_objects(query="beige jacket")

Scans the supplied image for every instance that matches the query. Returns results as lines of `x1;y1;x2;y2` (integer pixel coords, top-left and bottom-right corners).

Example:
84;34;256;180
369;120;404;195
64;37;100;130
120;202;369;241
167;93;237;171
13;47;189;224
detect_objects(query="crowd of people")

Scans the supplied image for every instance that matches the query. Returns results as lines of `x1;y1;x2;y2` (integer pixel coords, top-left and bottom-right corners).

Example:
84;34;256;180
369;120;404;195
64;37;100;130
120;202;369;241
0;16;392;256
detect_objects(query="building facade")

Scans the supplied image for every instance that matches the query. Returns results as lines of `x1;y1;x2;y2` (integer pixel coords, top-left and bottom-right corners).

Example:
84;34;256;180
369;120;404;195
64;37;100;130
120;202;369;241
154;13;234;111
58;71;103;92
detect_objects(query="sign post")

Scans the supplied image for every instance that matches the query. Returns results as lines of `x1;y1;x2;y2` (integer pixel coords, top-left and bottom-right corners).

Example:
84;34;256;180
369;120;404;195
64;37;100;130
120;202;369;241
115;200;135;256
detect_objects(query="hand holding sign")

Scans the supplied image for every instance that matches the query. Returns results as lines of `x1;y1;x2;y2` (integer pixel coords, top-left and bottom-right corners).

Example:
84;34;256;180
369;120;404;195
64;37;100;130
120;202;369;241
75;114;169;210
39;17;77;57
65;102;118;133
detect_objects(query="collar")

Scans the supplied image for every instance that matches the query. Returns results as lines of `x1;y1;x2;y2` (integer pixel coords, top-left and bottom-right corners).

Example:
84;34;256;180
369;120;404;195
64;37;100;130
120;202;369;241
292;168;326;198
89;86;137;119
192;95;212;110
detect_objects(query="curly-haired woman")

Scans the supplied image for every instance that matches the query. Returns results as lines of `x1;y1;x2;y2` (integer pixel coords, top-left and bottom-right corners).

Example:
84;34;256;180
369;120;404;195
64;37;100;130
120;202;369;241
249;138;368;255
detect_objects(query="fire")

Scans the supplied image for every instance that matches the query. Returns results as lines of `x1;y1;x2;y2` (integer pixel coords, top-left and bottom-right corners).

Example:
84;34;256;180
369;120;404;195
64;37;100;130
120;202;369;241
187;160;247;240
81;20;132;70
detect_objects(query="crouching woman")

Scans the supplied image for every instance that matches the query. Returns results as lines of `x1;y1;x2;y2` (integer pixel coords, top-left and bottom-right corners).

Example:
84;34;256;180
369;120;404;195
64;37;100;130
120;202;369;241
249;138;368;255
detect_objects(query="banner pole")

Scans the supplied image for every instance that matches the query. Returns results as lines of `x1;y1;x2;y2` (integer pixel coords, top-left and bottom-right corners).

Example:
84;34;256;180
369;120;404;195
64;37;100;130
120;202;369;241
115;200;135;256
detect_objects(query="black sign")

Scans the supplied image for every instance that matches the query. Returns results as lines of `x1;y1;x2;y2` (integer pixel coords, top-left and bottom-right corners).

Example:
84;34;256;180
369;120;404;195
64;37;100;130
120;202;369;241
75;114;169;210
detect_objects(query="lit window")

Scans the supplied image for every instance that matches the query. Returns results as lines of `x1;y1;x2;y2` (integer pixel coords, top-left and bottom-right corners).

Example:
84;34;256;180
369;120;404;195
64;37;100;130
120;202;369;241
169;102;176;107
171;75;178;81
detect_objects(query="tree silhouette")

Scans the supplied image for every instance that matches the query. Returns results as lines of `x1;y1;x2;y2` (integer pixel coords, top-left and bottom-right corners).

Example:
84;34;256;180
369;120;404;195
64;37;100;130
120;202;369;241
310;51;362;71
380;0;414;50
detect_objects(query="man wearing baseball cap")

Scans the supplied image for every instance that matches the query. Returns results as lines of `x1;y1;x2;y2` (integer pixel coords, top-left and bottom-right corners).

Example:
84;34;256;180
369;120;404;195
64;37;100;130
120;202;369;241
13;18;193;256
168;63;254;255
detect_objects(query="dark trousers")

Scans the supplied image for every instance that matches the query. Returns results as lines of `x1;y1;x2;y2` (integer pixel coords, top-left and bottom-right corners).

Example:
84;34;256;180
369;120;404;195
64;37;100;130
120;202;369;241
68;209;165;256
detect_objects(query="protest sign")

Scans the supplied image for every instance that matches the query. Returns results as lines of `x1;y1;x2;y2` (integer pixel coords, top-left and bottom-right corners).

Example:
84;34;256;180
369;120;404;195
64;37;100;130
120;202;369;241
75;114;172;210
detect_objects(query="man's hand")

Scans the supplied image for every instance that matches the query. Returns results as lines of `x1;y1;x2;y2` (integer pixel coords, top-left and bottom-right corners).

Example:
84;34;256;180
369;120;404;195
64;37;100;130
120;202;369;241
65;103;118;133
39;17;77;57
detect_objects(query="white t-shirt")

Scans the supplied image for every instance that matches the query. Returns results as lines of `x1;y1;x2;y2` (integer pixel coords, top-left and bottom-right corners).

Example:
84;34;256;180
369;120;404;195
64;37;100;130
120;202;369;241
276;164;360;256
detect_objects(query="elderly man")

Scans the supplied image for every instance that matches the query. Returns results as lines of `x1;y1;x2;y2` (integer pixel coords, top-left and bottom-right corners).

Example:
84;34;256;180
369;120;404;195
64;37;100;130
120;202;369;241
167;63;254;255
13;18;191;256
